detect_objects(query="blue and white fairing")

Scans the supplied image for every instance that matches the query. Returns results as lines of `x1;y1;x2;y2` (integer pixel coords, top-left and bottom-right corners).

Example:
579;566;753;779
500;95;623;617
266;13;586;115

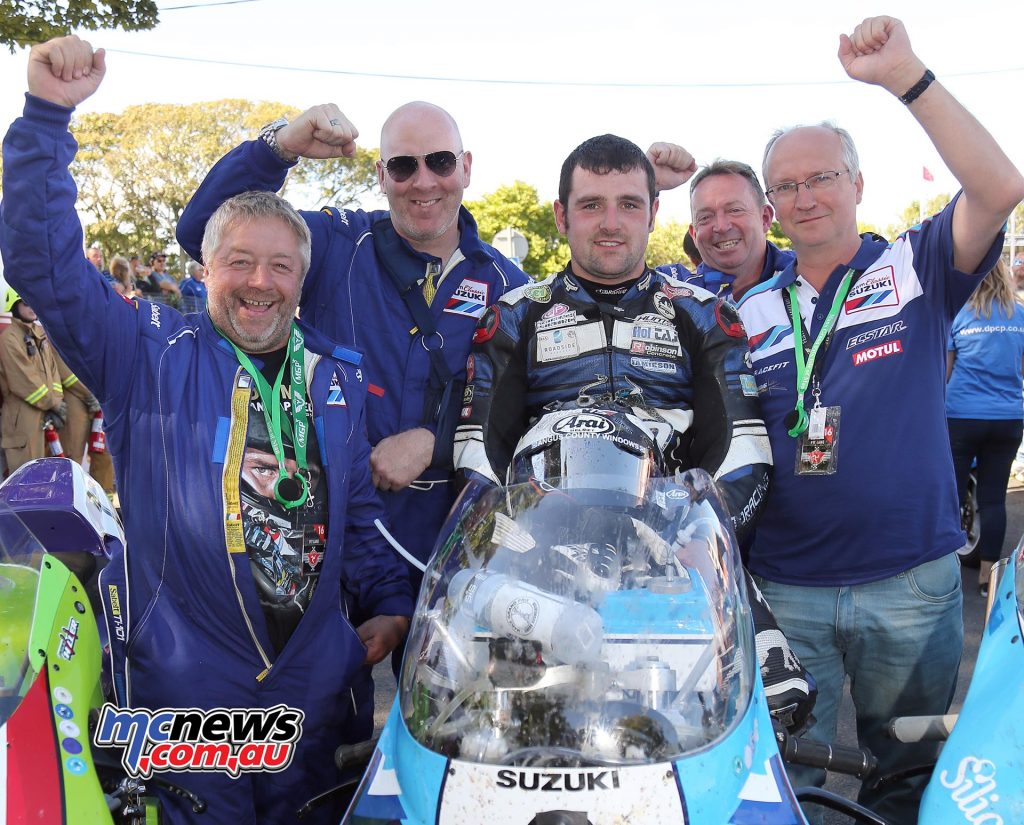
918;542;1024;825
343;469;806;824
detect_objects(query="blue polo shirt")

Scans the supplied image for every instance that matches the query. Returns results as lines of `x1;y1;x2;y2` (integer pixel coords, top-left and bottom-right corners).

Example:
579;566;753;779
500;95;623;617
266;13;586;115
658;242;794;303
946;302;1024;420
736;196;1002;586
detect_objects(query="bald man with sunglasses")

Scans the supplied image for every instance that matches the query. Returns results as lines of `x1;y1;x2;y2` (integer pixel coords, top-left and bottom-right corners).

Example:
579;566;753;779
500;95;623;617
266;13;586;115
178;103;529;590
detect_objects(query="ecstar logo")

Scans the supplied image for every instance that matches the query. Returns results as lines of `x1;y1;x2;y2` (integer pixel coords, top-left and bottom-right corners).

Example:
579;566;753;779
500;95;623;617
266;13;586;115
94;704;304;778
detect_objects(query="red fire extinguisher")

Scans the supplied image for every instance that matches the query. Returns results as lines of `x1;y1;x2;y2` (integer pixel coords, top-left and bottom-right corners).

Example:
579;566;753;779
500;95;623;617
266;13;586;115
89;411;106;454
44;422;65;458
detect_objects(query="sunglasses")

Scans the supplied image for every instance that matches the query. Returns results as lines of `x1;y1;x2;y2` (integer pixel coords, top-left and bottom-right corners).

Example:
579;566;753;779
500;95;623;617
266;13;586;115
382;151;464;183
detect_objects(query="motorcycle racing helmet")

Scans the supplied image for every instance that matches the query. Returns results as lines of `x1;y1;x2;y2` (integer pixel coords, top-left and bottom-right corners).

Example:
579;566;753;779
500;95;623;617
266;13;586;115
509;405;666;508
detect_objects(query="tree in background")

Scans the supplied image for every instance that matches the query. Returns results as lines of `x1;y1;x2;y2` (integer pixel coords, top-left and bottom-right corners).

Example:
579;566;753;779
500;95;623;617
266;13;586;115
69;99;381;261
465;182;567;278
1;0;158;51
646;219;689;268
884;193;952;239
767;221;792;250
291;147;381;210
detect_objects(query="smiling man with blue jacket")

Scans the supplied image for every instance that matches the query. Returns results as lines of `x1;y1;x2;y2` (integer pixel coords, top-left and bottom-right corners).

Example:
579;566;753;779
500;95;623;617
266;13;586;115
0;36;413;825
177;100;528;587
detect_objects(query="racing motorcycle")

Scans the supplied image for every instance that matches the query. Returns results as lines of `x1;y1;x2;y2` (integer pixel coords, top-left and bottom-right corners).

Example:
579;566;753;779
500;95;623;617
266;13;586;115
0;458;193;823
340;405;880;825
956;469;980;568
886;543;1024;824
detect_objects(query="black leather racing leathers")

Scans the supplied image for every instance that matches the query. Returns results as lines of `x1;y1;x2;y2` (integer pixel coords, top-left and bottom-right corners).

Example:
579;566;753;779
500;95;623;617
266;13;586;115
454;266;772;545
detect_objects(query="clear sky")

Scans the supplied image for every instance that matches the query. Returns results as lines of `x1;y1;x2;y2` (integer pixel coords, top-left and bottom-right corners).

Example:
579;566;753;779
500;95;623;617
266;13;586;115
0;0;1021;232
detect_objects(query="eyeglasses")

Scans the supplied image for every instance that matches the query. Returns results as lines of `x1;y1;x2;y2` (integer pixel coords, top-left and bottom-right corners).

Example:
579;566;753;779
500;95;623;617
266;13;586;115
1014;259;1024;267
766;170;851;203
381;151;464;183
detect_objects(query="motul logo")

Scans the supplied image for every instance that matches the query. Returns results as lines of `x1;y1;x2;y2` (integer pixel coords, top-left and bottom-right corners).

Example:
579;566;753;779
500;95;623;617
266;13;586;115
852;339;903;366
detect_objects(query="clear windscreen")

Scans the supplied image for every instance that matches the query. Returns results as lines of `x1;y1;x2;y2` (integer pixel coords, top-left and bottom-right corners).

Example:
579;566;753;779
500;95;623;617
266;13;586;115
1015;540;1024;633
400;468;753;768
0;502;48;726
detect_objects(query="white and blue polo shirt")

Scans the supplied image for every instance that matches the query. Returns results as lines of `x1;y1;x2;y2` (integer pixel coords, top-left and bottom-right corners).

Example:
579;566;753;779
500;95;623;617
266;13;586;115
737;195;1002;586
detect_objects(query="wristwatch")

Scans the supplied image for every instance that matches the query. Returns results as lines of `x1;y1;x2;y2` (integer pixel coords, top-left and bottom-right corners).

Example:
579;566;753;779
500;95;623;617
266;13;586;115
259;117;298;163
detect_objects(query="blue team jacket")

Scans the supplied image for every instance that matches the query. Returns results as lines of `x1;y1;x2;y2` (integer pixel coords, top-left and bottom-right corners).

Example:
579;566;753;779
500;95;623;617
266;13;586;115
176;140;529;571
1;94;413;825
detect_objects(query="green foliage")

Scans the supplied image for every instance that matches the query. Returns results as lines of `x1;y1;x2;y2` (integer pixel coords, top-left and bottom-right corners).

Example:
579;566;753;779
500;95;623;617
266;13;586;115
646;220;690;268
70;98;382;260
884;193;952;240
0;0;159;51
767;220;791;250
465;181;568;278
857;221;884;240
291;147;381;210
71;100;298;259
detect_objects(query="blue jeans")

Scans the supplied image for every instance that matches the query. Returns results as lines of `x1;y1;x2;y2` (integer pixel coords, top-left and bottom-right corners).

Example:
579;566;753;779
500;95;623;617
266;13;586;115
753;553;963;825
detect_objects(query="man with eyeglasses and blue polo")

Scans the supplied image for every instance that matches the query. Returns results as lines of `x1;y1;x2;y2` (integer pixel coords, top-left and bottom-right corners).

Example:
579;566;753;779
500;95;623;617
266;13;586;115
178;102;529;592
734;16;1024;824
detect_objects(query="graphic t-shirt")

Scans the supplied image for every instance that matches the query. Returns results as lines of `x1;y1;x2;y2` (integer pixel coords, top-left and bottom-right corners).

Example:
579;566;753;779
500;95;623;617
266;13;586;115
241;346;329;653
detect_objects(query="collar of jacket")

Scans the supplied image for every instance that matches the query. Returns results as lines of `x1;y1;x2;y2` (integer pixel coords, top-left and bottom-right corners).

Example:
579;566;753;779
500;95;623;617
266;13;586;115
771;233;888;292
559;265;656;298
194;311;363;368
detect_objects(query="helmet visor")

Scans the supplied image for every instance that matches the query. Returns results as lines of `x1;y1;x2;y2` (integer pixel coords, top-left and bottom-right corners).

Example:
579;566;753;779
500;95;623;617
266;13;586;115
513;434;656;507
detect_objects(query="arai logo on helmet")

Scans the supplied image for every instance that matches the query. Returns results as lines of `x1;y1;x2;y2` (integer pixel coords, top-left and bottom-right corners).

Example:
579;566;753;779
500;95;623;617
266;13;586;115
552;414;616;437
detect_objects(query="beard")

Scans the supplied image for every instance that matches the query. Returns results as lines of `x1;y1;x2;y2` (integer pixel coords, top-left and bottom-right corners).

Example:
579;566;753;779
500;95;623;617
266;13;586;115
209;292;300;353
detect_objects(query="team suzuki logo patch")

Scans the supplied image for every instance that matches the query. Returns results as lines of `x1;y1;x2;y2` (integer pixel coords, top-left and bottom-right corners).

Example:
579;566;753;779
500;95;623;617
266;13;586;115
852;339;904;366
845;266;899;313
445;278;489;317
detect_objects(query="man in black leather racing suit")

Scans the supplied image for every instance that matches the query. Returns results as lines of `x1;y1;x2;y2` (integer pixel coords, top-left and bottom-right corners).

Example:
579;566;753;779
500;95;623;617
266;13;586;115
454;134;814;732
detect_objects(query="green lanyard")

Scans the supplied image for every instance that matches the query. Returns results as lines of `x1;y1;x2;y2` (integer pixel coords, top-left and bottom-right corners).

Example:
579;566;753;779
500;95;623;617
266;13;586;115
222;323;310;509
784;269;855;438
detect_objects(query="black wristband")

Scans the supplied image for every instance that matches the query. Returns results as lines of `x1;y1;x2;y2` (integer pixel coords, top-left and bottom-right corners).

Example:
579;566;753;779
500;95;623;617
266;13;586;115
899;69;935;105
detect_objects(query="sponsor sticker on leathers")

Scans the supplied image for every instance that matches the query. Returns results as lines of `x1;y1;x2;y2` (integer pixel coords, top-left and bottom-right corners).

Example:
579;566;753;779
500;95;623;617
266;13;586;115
653;291;676;320
524;284;552;303
536;328;581;361
536;303;577;331
630;357;677;375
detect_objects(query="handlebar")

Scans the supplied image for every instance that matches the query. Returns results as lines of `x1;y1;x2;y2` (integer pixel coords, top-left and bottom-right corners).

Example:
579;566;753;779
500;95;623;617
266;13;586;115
887;714;957;743
775;725;877;780
335;738;379;772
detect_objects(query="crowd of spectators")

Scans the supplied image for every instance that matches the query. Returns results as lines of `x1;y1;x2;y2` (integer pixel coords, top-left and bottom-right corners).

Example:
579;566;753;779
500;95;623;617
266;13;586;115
86;243;205;310
0;241;210;496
